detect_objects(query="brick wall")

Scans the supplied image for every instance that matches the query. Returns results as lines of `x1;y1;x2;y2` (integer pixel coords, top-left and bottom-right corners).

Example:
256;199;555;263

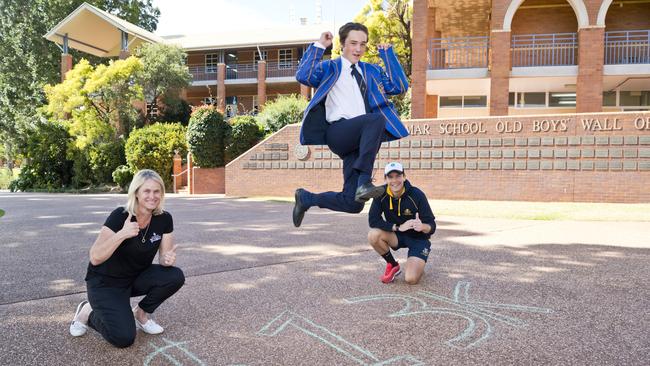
511;2;579;34
193;167;225;194
577;28;604;113
226;112;650;203
604;3;650;30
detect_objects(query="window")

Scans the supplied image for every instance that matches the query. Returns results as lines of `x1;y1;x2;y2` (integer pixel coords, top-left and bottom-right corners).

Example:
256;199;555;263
252;95;259;115
146;102;158;117
225;96;238;118
439;96;487;108
520;92;546;108
603;91;617;106
463;96;487;108
509;92;516;107
549;92;576;107
620;91;650;107
255;50;267;63
278;49;293;69
205;53;219;73
439;96;463;108
203;97;215;105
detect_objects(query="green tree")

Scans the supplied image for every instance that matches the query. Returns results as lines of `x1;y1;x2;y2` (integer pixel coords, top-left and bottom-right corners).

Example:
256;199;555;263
43;57;142;186
125;123;187;189
186;106;231;168
136;43;191;123
256;95;308;134
227;115;264;161
8;120;73;191
0;0;159;166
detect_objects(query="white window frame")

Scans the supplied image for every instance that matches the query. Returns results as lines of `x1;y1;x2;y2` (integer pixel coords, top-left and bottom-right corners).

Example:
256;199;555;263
205;53;219;73
278;49;293;69
146;102;158;117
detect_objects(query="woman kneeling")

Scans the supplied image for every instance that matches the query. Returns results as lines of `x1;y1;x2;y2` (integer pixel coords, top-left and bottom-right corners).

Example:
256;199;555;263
69;169;185;348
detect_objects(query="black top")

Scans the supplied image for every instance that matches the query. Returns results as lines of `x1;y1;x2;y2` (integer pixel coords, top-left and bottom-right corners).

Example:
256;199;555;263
86;207;173;280
369;180;436;240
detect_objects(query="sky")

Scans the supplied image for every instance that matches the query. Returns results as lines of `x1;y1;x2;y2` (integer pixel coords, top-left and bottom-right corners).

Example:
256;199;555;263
152;0;369;36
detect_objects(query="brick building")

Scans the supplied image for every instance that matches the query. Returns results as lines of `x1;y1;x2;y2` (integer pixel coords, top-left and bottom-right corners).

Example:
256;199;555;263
46;2;329;117
411;0;650;119
46;2;650;202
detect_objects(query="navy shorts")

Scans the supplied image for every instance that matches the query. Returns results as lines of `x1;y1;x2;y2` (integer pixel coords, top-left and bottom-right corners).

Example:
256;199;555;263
394;232;432;262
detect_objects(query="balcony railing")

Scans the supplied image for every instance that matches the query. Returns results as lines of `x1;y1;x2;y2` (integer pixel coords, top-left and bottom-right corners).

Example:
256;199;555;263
605;30;650;65
226;63;258;79
428;36;489;69
266;61;299;78
187;65;217;82
188;61;300;82
511;33;577;67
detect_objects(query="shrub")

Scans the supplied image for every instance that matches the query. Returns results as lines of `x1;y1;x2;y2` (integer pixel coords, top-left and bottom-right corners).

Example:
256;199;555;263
125;123;187;189
256;94;307;134
158;95;192;126
186;106;231;167
227;115;264;161
112;165;133;191
70;138;126;188
9;122;73;191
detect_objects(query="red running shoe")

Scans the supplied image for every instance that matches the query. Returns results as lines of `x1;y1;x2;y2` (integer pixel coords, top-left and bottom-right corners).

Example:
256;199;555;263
381;263;401;283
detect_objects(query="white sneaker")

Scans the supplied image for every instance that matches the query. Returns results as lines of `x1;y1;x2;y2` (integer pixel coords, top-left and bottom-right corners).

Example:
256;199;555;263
133;307;164;335
69;300;89;337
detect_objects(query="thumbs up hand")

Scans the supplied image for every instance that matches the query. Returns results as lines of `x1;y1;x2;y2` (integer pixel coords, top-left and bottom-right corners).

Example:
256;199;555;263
120;213;140;239
162;244;178;267
412;212;425;232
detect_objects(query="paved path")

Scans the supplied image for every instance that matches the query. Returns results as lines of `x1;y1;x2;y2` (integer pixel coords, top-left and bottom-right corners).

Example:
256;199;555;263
0;193;648;365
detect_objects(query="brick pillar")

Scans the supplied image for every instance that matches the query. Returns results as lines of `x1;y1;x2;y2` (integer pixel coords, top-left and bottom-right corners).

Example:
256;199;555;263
489;31;511;116
187;152;194;195
173;151;182;193
257;60;267;110
60;54;73;82
577;28;604;113
300;84;311;100
119;50;130;60
217;63;226;113
425;95;438;118
411;0;435;119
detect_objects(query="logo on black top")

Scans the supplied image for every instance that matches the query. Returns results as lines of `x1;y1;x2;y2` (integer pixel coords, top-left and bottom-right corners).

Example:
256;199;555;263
403;209;413;216
149;232;162;244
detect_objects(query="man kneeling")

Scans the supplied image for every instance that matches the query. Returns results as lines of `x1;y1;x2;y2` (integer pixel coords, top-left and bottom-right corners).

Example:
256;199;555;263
368;162;436;284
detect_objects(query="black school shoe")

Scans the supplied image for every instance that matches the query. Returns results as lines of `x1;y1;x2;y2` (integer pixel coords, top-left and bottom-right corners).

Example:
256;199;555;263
354;183;385;203
293;188;309;227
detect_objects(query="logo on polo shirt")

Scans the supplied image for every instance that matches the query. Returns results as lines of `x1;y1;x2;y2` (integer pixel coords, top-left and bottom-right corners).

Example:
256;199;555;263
149;233;162;244
421;248;430;257
403;209;413;216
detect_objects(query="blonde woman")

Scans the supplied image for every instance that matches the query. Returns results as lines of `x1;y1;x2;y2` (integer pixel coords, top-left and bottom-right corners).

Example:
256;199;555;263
69;169;184;348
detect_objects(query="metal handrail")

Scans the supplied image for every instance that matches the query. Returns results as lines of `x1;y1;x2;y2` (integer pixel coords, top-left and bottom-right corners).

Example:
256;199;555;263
226;62;258;79
511;32;577;67
428;36;489;69
605;29;650;65
172;168;188;194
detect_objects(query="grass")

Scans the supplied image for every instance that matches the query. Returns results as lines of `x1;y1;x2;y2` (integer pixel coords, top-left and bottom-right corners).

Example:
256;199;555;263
237;196;650;222
0;209;4;218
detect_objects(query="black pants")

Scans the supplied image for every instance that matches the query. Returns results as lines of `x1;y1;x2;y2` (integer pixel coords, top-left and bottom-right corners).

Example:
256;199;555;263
86;265;185;348
313;113;385;213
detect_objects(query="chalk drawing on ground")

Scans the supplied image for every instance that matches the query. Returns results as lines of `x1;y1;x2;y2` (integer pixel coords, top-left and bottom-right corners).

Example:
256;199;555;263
258;310;425;365
144;337;206;366
345;281;554;349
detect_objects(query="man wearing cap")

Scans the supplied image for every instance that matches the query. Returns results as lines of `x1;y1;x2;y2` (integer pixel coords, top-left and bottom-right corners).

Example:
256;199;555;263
292;22;409;227
368;162;436;284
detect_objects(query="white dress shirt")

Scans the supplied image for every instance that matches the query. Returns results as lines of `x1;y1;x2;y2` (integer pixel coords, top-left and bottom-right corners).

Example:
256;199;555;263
314;42;367;123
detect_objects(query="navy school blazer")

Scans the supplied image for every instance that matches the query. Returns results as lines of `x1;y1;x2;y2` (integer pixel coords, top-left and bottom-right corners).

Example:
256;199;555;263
295;44;410;145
